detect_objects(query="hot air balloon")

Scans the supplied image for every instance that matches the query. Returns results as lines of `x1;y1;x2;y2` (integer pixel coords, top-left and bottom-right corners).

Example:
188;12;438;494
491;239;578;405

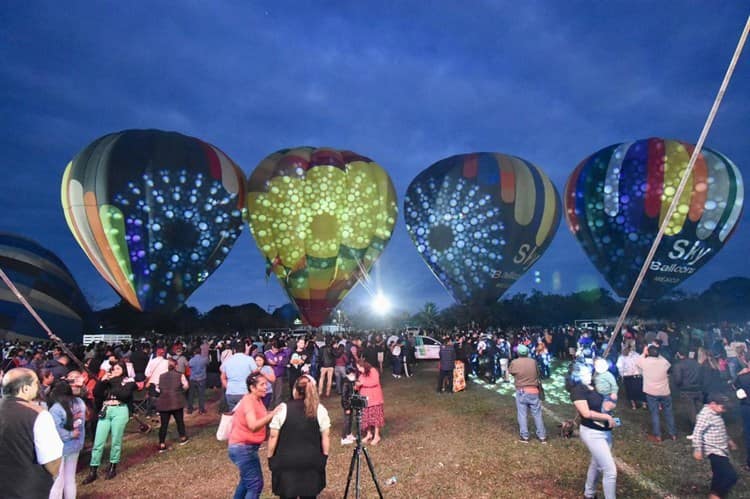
565;138;744;299
404;152;561;305
246;147;397;326
61;129;246;312
0;233;91;342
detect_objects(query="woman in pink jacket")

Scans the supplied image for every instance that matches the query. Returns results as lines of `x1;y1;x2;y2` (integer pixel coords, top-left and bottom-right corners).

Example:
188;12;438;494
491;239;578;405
355;359;385;445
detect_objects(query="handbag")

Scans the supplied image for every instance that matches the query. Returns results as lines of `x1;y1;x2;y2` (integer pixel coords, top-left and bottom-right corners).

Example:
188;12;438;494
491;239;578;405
216;412;234;441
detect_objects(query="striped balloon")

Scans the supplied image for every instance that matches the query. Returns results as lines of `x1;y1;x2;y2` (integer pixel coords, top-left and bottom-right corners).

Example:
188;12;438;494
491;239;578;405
565;138;744;299
61;130;246;312
404;152;561;305
0;233;90;342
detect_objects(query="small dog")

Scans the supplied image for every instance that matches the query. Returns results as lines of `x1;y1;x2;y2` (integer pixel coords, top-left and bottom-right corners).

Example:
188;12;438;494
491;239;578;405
559;419;577;439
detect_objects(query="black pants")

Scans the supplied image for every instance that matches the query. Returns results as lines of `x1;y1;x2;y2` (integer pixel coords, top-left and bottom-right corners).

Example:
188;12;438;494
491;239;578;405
159;409;186;444
438;369;453;392
709;454;737;498
342;410;353;437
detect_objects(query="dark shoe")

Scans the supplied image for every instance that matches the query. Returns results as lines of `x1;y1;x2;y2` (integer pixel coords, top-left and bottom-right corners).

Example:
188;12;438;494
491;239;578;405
159;443;168;453
105;463;117;480
668;434;677;441
82;466;98;484
519;436;529;443
647;434;662;443
179;436;190;445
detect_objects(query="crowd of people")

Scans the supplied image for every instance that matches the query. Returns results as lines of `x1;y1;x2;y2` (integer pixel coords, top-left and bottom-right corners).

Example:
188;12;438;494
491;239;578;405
0;320;748;498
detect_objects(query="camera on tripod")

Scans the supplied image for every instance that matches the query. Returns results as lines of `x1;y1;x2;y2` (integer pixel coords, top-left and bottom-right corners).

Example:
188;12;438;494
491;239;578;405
349;393;368;410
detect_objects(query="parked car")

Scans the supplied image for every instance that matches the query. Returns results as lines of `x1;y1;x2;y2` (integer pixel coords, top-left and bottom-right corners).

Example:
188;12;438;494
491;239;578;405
414;335;441;360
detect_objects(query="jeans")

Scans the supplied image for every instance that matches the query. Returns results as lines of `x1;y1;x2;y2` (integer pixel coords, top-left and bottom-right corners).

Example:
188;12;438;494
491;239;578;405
334;365;347;394
226;393;244;412
228;443;263;499
646;394;676;438
90;405;129;466
579;425;617;499
515;390;546;439
50;452;79;499
679;390;703;427
187;378;206;412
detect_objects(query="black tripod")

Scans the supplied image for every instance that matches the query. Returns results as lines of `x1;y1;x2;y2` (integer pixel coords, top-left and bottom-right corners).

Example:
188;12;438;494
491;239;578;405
344;406;384;499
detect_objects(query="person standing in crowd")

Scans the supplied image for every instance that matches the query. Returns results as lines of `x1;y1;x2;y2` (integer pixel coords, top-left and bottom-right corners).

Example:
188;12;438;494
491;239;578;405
340;367;357;445
0;368;63;499
333;343;349;393
356;359;385;445
616;343;646;410
508;344;547;443
144;347;169;415
228;372;279;499
437;337;455;393
673;348;704;430
83;361;136;483
129;343;149;382
571;363;617;499
268;375;331;498
692;393;737;499
265;340;288;408
187;347;208;415
156;358;189;452
287;338;308;393
374;334;386;373
207;342;223;390
254;353;276;409
318;338;335;398
222;341;258;412
48;381;85;499
637;344;677;442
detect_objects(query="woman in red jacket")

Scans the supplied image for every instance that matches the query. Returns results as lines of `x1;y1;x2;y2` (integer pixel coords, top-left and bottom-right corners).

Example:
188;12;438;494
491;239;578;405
355;359;385;445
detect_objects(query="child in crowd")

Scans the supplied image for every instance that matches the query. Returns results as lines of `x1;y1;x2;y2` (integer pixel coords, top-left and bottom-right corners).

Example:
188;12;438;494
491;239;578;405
594;358;618;413
340;367;358;445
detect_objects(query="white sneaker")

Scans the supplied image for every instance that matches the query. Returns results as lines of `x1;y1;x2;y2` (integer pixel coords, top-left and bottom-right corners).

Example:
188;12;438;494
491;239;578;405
686;434;694;440
341;437;354;445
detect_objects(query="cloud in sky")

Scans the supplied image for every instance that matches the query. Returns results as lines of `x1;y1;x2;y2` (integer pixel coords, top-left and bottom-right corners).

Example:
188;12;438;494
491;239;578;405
1;2;748;315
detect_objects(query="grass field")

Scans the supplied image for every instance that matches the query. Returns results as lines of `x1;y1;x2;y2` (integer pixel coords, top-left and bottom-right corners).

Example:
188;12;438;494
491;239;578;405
76;362;750;498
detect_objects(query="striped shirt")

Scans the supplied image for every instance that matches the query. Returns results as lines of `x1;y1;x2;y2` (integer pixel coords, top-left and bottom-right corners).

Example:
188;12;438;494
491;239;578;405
692;405;729;458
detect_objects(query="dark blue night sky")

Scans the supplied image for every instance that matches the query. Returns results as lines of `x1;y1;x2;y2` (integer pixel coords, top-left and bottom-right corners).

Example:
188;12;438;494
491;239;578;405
1;2;749;314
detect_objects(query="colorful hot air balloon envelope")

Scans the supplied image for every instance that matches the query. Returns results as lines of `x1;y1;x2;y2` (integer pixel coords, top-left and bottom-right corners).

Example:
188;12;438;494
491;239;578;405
404;152;561;305
565;138;744;299
0;233;91;342
61;129;246;312
246;147;397;327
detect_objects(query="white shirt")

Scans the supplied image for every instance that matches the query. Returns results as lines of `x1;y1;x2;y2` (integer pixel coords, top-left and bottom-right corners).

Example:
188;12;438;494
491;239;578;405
269;402;331;432
145;356;169;387
34;410;63;465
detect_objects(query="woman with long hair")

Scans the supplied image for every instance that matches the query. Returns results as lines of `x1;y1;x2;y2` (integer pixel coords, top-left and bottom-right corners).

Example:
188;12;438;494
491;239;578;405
82;361;136;483
228;372;280;499
156;357;189;452
268;375;330;498
355;359;385;445
571;362;617;499
48;381;86;498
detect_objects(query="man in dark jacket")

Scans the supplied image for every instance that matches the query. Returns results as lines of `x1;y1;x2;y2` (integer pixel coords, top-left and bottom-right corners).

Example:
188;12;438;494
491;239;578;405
673;349;704;428
438;337;456;393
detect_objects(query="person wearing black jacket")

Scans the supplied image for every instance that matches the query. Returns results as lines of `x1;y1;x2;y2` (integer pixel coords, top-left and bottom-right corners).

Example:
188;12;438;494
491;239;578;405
438;338;456;393
129;343;149;382
82;361;136;483
673;349;704;428
340;367;357;445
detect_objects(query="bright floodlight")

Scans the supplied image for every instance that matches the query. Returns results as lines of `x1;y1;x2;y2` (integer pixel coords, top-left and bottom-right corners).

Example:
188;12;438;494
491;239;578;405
372;292;391;315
